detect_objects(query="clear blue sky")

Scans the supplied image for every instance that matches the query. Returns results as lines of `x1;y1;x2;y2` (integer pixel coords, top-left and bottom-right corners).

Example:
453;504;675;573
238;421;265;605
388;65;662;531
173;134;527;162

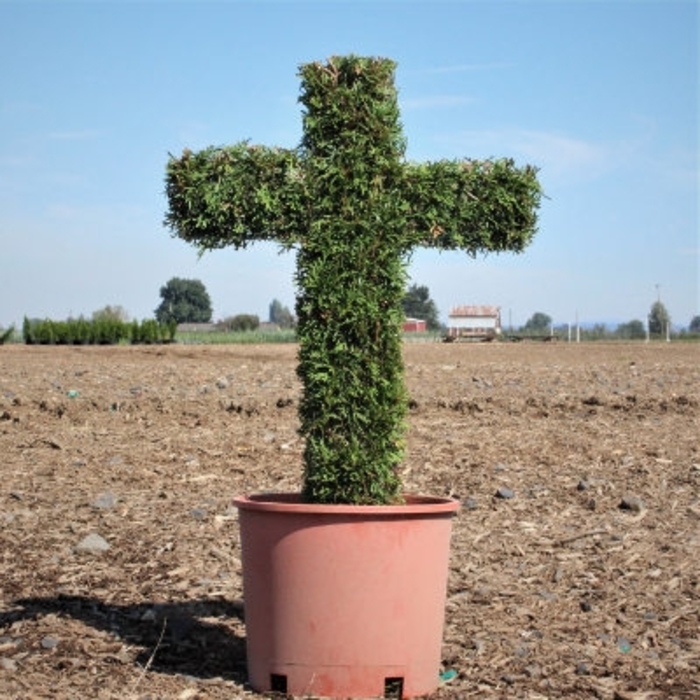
1;0;697;330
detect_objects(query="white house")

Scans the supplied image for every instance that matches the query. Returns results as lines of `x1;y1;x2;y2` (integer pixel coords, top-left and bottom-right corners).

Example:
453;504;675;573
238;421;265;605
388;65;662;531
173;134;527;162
446;305;501;341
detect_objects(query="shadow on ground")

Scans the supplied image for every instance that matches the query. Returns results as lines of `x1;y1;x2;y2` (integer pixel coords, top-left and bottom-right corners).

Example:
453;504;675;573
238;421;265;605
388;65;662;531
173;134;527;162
2;595;248;683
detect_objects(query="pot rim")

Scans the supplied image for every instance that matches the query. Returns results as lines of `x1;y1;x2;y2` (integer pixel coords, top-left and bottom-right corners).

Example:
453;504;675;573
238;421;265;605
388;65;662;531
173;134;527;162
233;492;460;515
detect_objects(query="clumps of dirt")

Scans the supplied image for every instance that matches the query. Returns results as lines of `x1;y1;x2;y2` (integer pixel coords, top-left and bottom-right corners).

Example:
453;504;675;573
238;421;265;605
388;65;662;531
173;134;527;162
1;342;698;698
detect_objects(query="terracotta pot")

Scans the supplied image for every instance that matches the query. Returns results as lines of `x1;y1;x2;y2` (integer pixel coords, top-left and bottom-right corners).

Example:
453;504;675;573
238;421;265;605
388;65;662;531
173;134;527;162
233;493;460;699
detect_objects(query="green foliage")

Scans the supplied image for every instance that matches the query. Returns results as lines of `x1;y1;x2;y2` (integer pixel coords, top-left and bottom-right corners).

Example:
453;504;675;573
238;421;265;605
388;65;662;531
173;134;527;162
164;55;541;504
216;314;260;331
92;305;129;323
22;317;34;344
21;316;174;345
177;328;298;344
164;144;306;252
402;284;440;331
689;315;700;334
167;319;178;341
524;312;552;333
155;277;213;324
269;299;296;328
616;319;646;340
228;314;260;332
93;317;128;344
648;301;670;337
73;318;92;344
131;319;158;344
401;158;541;255
586;323;609;341
0;326;16;344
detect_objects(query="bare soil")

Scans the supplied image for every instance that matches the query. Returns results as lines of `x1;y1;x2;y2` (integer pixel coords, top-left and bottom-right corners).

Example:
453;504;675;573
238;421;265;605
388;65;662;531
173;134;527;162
1;342;698;699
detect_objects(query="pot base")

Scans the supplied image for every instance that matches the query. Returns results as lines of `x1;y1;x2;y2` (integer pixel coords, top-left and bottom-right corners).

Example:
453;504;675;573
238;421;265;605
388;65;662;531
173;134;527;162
268;668;406;698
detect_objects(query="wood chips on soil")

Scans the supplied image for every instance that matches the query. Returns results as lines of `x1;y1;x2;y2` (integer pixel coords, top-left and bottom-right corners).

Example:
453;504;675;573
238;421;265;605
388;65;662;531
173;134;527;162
1;342;698;699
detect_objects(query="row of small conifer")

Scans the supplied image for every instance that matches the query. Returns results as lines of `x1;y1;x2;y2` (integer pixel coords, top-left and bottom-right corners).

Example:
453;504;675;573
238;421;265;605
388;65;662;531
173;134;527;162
22;317;177;345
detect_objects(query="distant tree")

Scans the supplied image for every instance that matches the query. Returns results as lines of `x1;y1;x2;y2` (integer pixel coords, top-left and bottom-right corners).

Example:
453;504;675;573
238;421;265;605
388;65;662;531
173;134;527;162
586;323;609;340
401;284;440;331
523;312;552;333
216;314;260;331
155;277;212;324
229;314;260;332
22;317;39;344
92;305;129;323
616;319;646;340
647;301;670;338
689;315;700;334
0;325;15;344
269;299;296;329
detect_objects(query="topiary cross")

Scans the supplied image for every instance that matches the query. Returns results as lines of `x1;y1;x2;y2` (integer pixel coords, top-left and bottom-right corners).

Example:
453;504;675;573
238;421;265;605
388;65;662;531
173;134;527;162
164;55;541;505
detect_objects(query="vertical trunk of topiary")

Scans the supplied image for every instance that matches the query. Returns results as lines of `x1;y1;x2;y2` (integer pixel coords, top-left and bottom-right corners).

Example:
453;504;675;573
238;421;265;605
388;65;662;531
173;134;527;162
295;57;408;504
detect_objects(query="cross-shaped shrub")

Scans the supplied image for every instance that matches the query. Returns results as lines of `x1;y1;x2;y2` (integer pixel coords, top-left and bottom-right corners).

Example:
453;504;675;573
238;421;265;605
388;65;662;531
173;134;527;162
164;55;541;504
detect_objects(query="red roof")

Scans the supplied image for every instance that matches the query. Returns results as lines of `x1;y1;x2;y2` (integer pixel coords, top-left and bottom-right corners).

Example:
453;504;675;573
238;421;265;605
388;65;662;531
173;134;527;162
449;305;500;318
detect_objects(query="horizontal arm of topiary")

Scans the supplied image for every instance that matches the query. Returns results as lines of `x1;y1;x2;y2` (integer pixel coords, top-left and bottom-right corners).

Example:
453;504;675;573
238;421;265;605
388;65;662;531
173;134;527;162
164;55;542;505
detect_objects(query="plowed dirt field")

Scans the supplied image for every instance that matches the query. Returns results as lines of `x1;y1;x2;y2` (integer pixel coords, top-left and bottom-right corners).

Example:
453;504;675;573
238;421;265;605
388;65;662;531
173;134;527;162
1;342;698;699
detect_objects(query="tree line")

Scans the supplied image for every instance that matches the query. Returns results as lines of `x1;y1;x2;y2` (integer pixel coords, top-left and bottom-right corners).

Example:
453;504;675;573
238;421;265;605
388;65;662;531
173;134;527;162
3;277;697;344
22;315;177;346
515;302;700;340
156;279;443;333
